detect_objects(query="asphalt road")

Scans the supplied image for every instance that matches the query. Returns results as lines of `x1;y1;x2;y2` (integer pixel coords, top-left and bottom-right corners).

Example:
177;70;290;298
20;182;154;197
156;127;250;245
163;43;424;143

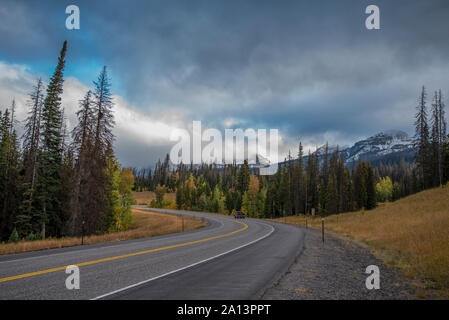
0;209;304;300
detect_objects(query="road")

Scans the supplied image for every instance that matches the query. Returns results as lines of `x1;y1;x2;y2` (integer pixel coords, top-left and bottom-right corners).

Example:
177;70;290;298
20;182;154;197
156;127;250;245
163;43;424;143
0;209;304;299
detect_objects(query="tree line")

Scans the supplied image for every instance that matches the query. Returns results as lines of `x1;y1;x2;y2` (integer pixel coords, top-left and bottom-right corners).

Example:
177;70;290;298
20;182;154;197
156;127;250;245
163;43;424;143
134;87;449;218
0;41;134;242
132;152;412;218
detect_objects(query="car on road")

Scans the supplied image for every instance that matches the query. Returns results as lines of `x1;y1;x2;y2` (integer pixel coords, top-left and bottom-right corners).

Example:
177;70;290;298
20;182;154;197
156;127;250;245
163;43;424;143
234;211;245;219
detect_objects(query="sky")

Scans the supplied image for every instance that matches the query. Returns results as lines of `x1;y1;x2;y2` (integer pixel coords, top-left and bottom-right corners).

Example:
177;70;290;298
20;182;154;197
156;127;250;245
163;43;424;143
1;0;449;168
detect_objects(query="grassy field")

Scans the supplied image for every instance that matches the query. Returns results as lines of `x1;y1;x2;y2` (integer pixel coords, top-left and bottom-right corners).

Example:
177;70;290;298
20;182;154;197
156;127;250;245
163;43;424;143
133;191;176;205
0;208;206;255
271;187;449;298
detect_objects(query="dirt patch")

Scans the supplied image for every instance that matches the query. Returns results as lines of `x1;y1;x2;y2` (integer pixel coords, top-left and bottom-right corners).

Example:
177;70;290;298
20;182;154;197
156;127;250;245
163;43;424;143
262;227;416;300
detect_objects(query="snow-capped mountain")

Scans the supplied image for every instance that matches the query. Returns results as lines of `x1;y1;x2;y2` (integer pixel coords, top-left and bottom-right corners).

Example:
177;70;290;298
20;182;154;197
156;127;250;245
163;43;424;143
307;130;416;167
342;130;415;164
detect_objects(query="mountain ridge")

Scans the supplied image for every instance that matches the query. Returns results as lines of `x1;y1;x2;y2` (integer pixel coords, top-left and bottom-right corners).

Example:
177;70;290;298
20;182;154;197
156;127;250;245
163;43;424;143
300;130;416;167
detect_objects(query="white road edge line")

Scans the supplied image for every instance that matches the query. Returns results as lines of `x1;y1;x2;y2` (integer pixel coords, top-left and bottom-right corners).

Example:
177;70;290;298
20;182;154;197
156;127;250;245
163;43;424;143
91;221;275;300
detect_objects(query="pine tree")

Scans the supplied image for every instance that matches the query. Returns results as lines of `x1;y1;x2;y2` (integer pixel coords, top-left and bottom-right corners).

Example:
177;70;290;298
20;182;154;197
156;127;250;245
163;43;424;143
326;174;338;214
0;107;22;240
18;79;45;237
443;134;449;184
22;79;44;182
84;66;116;234
342;167;353;212
431;91;441;186
68;90;95;235
353;161;367;210
237;160;250;194
293;142;305;214
93;66;115;157
431;90;447;186
40;40;68;238
305;152;319;213
414;86;431;189
318;177;327;214
366;163;376;209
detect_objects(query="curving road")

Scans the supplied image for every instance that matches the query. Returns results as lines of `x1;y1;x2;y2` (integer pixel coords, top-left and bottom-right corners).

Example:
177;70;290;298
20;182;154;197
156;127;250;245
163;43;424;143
0;209;304;300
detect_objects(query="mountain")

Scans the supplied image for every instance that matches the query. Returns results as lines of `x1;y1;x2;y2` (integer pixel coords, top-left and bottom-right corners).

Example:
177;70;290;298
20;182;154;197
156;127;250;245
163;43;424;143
305;130;416;167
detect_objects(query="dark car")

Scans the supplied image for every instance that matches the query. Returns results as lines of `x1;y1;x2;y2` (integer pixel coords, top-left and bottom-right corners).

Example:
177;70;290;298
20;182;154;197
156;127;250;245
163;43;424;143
234;211;245;219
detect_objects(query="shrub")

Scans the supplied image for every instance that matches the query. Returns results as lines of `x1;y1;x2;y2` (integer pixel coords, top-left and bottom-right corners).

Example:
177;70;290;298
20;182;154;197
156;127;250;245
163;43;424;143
8;228;20;243
25;232;42;241
376;176;393;202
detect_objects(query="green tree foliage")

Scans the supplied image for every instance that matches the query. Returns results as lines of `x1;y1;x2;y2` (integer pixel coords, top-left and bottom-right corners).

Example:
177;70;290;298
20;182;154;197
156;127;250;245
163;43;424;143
376;176;393;202
18;79;45;237
0;41;125;241
155;185;166;207
237;160;250;193
0;107;22;239
40;41;68;238
241;175;260;217
8;228;19;243
414;86;433;189
112;167;135;232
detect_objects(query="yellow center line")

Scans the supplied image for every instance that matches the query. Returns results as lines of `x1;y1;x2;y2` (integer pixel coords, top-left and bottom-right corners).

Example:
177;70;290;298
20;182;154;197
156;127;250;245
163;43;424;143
0;219;248;284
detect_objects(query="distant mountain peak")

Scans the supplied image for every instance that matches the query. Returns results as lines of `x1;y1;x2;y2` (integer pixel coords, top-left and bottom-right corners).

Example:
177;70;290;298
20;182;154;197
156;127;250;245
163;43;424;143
375;130;410;140
307;129;415;167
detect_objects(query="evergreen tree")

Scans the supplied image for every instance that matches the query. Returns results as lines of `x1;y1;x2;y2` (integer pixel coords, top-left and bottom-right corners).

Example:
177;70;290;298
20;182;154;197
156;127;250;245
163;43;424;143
18;79;45;237
414;86;431;189
84;66;116;234
0;108;21;240
93;66;115;156
237;160;250;194
326;174;338;214
366;163;376;209
431;90;447;186
40;40;68;238
68;90;95;235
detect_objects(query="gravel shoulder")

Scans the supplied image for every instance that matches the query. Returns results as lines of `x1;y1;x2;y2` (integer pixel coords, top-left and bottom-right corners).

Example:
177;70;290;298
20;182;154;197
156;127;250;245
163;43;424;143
262;226;415;300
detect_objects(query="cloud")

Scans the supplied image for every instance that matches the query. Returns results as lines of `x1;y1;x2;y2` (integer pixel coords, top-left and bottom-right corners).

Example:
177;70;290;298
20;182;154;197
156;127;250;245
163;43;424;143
2;0;449;165
0;61;187;167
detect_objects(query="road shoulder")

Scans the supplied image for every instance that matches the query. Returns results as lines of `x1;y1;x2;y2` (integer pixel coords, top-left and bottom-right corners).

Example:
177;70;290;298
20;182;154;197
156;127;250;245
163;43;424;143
262;227;415;300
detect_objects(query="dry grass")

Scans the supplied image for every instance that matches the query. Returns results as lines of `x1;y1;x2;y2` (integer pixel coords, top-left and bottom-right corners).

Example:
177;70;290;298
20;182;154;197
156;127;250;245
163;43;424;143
0;208;207;255
133;191;176;205
271;187;449;298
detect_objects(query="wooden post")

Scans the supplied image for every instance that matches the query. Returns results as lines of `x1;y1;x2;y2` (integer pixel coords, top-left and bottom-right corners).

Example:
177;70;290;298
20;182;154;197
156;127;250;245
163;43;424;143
321;218;324;243
81;220;85;245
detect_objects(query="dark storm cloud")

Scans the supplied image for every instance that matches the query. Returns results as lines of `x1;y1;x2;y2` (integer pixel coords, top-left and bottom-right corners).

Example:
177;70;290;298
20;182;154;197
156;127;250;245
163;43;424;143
1;0;449;165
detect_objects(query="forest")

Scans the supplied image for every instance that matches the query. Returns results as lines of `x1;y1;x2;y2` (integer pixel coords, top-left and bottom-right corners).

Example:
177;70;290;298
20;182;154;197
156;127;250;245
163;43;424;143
0;41;134;242
133;86;449;218
1;40;448;242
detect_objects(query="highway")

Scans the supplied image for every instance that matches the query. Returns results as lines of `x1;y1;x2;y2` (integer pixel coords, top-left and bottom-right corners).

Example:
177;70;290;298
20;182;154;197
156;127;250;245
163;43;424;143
0;209;304;300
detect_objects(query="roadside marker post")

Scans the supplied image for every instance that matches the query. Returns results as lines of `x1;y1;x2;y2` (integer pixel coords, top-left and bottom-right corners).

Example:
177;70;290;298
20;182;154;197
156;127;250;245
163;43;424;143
321;218;324;243
81;220;85;245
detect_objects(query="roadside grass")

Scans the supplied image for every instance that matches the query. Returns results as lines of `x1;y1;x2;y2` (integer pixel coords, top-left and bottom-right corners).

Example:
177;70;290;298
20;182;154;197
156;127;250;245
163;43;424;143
133;191;176;205
0;208;207;255
270;187;449;299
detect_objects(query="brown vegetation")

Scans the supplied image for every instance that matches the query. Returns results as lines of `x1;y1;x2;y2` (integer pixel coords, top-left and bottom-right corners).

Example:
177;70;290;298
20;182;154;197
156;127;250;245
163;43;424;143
271;187;449;298
0;208;206;255
133;191;176;205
